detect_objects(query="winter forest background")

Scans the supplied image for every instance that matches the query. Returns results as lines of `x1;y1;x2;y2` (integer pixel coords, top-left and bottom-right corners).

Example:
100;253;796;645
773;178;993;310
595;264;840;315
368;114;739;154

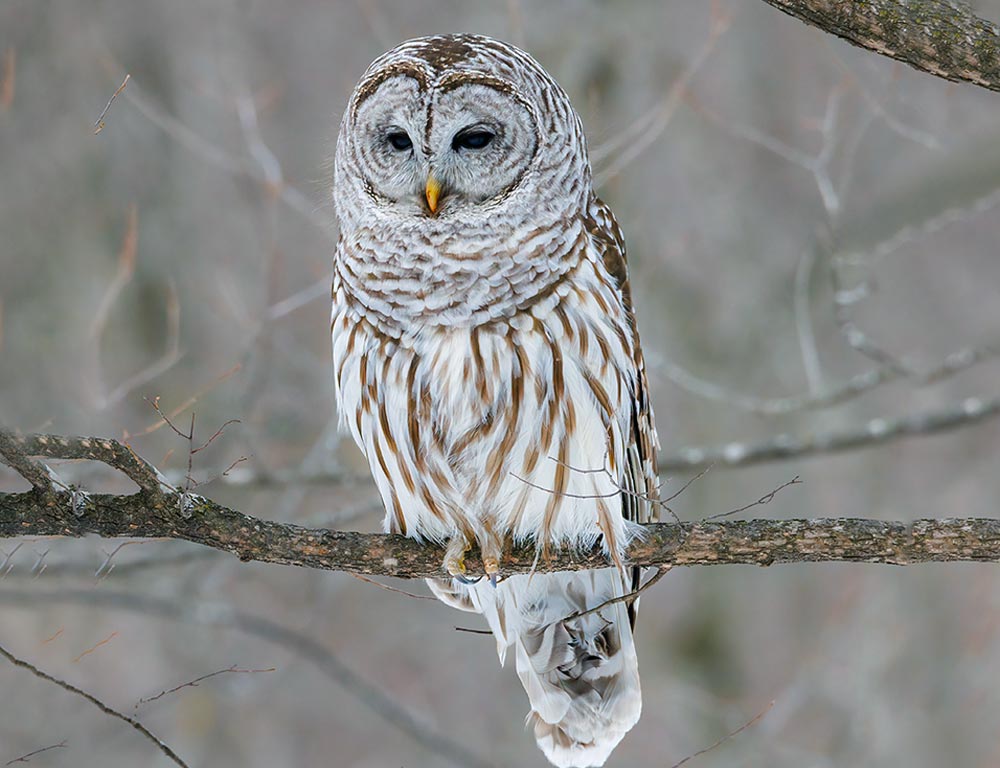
3;1;1000;766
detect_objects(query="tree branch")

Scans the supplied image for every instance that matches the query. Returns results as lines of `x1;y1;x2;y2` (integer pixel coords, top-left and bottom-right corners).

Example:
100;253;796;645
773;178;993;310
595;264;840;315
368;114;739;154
761;0;1000;91
0;643;188;767
154;392;1000;485
3;430;1000;576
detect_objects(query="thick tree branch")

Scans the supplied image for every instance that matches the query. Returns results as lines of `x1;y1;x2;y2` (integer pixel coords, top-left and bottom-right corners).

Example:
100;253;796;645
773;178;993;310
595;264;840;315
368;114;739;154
2;430;1000;576
761;0;1000;91
4;486;1000;574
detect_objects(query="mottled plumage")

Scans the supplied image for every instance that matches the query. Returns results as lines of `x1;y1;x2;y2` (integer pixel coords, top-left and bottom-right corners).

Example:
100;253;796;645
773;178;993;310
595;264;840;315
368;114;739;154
331;34;659;767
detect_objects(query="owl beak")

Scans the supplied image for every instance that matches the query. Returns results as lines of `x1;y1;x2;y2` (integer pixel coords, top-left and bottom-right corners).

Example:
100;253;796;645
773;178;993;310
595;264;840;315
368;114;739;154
425;173;442;214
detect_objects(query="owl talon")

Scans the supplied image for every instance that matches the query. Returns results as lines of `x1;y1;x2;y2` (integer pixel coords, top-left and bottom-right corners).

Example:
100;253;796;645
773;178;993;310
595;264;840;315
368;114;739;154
483;556;500;587
445;555;466;577
444;536;472;578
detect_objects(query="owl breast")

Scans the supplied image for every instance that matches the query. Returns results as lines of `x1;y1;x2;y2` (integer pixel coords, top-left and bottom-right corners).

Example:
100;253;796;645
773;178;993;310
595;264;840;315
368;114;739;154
332;238;639;559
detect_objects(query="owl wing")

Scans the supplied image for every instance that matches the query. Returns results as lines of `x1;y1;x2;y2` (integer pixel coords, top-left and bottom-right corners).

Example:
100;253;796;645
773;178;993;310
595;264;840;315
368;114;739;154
586;196;661;621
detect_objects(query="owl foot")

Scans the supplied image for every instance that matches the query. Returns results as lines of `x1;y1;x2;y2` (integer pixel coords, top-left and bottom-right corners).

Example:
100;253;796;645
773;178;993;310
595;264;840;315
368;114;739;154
443;536;472;579
482;551;501;587
478;531;502;587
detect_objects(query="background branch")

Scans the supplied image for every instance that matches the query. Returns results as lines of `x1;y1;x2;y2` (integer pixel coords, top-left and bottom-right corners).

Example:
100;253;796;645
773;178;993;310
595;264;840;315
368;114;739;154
761;0;1000;91
140;393;1000;487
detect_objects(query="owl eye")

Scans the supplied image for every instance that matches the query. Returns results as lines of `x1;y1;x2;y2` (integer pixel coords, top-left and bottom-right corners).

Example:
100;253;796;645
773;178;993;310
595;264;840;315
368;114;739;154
386;131;413;151
452;129;495;151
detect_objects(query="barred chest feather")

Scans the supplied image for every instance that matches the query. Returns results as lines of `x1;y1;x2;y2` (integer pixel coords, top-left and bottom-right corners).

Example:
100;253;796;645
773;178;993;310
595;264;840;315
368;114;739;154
331;239;639;559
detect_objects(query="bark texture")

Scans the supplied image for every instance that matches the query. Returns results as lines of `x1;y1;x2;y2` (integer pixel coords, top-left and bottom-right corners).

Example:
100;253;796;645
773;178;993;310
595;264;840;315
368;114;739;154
761;0;1000;91
4;486;1000;578
4;433;1000;579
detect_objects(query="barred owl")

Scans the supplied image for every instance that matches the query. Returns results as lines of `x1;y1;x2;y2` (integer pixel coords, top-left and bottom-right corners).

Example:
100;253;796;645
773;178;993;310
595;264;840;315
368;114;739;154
331;34;659;767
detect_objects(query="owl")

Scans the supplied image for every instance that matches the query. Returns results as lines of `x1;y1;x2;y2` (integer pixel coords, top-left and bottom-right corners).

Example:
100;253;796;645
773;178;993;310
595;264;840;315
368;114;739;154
331;34;660;767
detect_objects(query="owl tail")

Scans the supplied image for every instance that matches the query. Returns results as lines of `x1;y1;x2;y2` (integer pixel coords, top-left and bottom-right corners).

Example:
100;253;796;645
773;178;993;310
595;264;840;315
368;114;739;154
429;569;642;768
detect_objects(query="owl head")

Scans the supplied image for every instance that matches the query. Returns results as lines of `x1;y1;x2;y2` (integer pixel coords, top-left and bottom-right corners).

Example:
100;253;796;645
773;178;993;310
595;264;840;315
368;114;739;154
334;34;591;236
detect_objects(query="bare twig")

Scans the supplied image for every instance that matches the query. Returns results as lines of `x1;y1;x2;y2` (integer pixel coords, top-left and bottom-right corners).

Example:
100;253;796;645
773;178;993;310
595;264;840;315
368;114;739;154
132;363;242;438
593;4;730;185
662;464;714;504
347;572;436;600
668;700;774;768
454;626;493;636
705;476;802;521
135;665;276;710
114;73;330;232
5;740;68;766
72;631;119;663
0;642;189;767
0;589;493;768
93;73;130;134
564;566;671;623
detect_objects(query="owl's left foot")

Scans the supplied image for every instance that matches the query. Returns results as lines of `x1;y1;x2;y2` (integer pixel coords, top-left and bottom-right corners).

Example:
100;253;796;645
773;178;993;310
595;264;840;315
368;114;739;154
482;550;501;588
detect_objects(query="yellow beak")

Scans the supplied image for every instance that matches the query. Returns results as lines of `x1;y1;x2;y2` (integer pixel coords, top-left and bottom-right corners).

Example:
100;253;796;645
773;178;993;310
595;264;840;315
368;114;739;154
425;174;442;214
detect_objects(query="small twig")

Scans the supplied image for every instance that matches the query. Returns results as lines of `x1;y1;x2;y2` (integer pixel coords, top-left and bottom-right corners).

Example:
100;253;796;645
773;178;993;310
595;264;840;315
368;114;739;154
143;397;189;442
135;665;275;710
668;700;774;768
453;626;493;636
5;740;68;766
594;4;730;184
705;476;802;521
192;419;240;455
0;588;492;768
72;631;119;663
543;456;683;523
662;464;714;504
347;572;436;601
0;642;189;767
93;73;130;134
564;566;671;623
133;363;242;438
509;472;622;501
95;540;159;580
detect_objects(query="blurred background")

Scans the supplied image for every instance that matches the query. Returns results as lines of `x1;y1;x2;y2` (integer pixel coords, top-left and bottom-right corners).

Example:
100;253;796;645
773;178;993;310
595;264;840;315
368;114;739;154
3;1;1000;766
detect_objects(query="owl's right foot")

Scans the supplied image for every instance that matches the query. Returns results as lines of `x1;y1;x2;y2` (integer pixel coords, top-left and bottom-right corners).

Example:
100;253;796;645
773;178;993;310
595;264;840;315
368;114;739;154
444;535;472;581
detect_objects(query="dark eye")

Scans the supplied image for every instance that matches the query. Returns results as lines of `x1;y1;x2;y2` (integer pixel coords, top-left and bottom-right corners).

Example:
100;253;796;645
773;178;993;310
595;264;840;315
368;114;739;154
453;129;494;150
387;131;412;151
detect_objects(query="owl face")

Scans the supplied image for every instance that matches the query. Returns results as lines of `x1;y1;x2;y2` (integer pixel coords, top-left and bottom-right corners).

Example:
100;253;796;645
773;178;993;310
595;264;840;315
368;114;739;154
350;74;539;217
334;35;590;236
